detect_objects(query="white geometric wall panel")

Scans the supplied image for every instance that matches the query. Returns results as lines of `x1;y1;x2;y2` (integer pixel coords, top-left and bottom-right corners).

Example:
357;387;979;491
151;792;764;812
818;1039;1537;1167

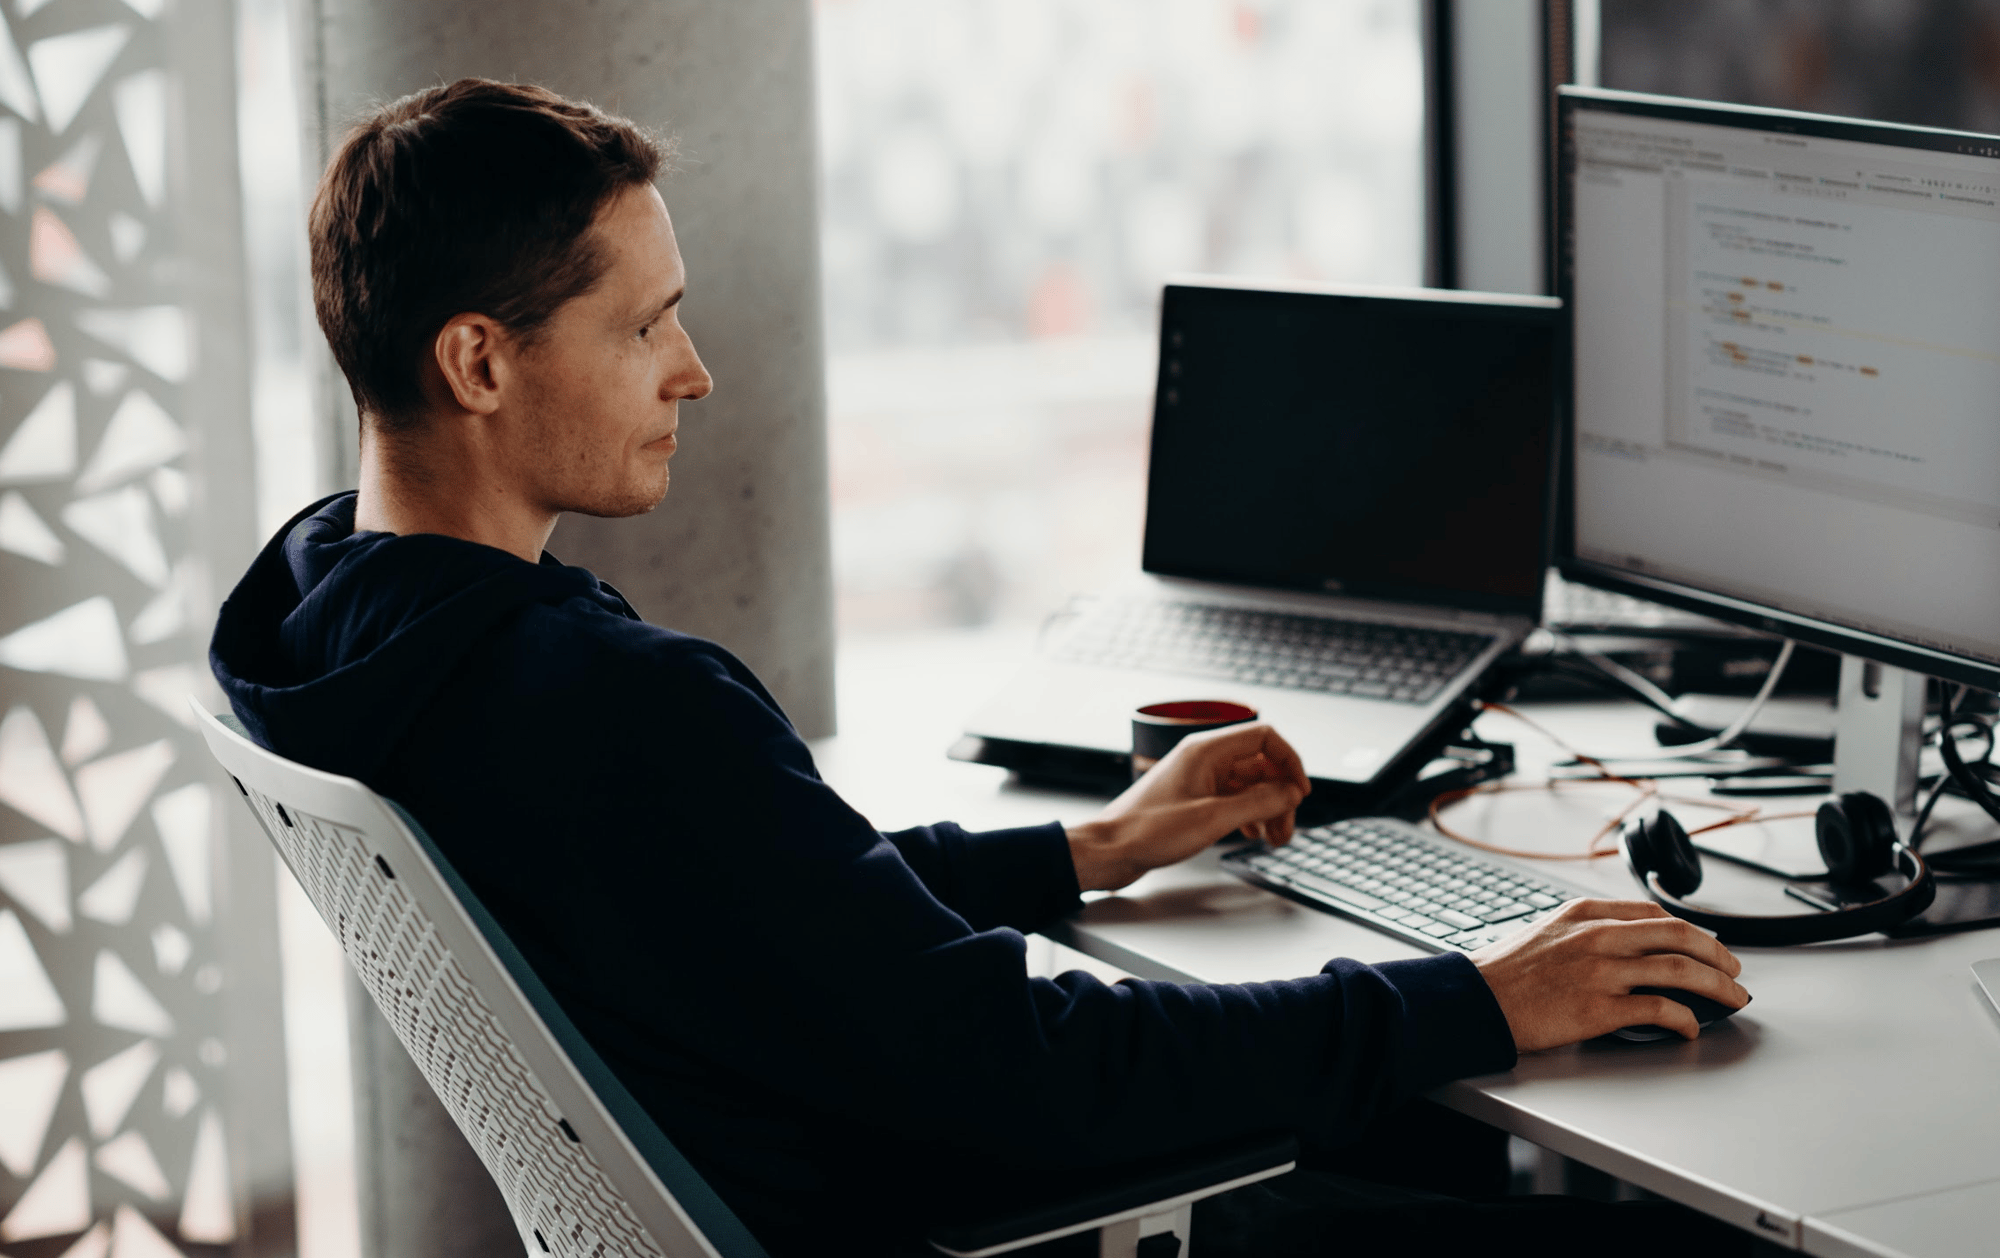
0;1;245;1254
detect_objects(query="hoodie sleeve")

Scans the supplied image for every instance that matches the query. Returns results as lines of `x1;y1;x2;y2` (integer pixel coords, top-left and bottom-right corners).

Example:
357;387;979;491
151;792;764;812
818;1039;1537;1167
877;821;1082;932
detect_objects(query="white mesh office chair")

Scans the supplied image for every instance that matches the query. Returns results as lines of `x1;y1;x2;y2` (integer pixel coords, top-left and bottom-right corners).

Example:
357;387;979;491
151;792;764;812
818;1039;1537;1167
194;704;1293;1258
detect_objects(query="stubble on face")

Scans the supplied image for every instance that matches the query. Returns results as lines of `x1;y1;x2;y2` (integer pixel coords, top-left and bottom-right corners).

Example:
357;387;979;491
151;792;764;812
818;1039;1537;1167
503;186;697;521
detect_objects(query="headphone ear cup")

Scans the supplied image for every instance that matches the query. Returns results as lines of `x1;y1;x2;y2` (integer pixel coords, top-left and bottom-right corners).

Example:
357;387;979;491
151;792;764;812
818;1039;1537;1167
1819;791;1897;883
1636;811;1703;898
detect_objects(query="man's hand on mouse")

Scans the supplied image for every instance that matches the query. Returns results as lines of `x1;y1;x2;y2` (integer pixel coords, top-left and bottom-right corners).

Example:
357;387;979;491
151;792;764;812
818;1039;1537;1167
1470;898;1750;1050
1066;722;1311;892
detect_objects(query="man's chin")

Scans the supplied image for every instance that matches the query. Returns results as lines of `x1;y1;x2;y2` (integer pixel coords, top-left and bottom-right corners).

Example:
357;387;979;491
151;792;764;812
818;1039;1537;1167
564;478;671;520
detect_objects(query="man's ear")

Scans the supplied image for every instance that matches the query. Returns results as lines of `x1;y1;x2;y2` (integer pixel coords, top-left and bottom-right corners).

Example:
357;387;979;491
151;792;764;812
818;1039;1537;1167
431;313;510;415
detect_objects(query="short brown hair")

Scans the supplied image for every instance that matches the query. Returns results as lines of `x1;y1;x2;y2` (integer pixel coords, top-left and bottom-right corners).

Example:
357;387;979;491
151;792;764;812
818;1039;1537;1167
309;79;669;429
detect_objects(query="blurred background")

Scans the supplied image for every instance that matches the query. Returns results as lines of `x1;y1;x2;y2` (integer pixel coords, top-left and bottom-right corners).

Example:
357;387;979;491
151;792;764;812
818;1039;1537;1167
815;0;1425;640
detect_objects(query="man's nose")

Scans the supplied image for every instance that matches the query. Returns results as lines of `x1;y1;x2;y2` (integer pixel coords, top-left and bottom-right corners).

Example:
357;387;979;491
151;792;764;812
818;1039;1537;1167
671;334;714;401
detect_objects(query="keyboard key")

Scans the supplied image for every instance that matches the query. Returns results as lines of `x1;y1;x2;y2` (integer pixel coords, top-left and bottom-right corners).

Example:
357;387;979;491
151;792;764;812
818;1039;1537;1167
1523;893;1563;909
1292;872;1385;911
1476;902;1534;923
1435;909;1485;930
1418;920;1459;938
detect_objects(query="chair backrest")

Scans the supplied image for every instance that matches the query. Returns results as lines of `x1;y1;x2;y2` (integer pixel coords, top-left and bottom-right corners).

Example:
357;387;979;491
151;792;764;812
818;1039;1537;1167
192;703;769;1258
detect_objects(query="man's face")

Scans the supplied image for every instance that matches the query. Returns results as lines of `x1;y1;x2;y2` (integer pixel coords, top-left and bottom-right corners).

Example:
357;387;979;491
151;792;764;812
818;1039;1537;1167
501;183;713;518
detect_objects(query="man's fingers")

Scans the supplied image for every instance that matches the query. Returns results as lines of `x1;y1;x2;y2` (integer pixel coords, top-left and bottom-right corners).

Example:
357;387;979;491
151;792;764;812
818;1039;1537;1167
1607;918;1744;977
1181;723;1312;798
1614;994;1702;1041
1181;779;1305;842
1554;897;1673;923
1561;911;1743;978
1615;954;1751;1009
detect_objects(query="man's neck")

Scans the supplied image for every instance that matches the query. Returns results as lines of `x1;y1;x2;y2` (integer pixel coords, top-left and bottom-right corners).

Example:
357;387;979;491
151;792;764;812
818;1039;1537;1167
353;422;556;563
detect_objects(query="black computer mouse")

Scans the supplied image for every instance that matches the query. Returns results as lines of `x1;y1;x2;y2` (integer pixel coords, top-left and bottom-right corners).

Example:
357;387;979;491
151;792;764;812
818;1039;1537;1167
1610;987;1742;1043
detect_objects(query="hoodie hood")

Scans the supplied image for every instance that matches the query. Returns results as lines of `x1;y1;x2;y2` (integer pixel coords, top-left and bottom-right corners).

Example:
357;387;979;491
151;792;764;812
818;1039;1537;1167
210;492;631;781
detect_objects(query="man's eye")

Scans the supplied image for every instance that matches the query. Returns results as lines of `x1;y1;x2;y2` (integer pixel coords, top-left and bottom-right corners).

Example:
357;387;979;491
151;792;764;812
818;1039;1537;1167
637;324;653;340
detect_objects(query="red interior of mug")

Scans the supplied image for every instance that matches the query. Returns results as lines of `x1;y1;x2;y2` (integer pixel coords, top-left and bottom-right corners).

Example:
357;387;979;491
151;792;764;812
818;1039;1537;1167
1134;700;1259;725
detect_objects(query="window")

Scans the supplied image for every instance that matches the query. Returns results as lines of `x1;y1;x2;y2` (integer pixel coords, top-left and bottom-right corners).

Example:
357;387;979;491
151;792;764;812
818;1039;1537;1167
817;0;1427;639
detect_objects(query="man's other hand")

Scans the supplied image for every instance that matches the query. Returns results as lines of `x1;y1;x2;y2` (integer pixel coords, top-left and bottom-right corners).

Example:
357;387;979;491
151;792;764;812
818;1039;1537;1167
1471;899;1750;1050
1065;722;1311;892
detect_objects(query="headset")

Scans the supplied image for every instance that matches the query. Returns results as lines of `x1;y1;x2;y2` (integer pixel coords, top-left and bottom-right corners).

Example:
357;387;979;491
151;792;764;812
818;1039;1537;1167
1622;791;1935;946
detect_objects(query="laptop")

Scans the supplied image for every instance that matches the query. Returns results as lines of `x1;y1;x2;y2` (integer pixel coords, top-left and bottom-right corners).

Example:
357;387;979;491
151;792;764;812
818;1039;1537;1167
961;277;1561;788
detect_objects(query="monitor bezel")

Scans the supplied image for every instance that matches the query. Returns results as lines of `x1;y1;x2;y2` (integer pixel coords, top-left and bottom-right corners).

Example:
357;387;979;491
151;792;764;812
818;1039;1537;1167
1144;277;1563;620
1554;86;2000;692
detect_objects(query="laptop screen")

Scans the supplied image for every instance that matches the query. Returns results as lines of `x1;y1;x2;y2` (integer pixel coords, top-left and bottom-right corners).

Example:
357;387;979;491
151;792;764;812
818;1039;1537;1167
1142;282;1559;617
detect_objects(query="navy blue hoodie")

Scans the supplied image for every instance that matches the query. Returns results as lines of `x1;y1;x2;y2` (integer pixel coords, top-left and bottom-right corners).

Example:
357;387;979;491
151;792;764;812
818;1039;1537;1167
210;493;1516;1254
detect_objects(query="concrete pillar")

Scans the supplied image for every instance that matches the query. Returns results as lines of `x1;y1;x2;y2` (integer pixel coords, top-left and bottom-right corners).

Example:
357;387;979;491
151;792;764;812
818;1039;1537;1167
294;3;834;1254
300;0;836;738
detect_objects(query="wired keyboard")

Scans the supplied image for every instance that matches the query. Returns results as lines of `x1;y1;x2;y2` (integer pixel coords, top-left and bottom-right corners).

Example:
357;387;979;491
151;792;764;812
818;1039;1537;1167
1222;816;1593;953
1052;600;1497;705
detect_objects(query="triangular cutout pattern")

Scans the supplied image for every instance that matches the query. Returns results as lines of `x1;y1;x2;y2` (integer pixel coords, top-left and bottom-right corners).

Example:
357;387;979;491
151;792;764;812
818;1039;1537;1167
0;489;65;563
150;782;209;924
73;739;175;851
62;485;170;587
74;306;187;382
0;1136;89;1241
0;380;76;481
149;922;187;975
0;910;65;1030
177;1110;234;1242
0;1048;69;1176
80;1039;157;1139
159;1067;196;1120
33;132;102;203
112;72;163;207
0;116;19;214
107;211;143;263
75;390;184;493
30;206;111;297
0;597;128;684
92;948;172;1036
93;1130;169;1199
57;1220;110;1258
62;695;111;766
0;837;72;931
0;315;56;370
28;25;132;135
127;573;184;645
0;16;40;125
109;1204;183;1258
77;847;147;924
0;703;86;838
131;665;201;728
81;358;127;395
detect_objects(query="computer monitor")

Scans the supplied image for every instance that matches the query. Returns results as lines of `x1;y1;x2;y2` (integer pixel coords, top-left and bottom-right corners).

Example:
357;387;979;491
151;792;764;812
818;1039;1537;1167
1557;86;2000;807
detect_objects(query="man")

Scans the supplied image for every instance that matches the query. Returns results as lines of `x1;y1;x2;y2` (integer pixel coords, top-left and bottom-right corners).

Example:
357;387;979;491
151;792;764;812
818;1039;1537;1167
211;80;1755;1255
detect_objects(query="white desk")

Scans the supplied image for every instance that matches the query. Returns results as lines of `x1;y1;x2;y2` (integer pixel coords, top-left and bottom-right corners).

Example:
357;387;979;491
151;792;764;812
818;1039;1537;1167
813;634;2000;1257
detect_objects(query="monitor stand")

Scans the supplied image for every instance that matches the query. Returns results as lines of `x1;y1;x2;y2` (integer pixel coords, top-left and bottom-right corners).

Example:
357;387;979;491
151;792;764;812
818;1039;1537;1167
1832;655;1923;815
1831;654;2000;936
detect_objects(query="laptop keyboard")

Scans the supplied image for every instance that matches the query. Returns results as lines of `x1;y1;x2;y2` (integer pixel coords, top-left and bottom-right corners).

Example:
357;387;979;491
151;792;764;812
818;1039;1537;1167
1222;817;1591;953
1051;600;1497;704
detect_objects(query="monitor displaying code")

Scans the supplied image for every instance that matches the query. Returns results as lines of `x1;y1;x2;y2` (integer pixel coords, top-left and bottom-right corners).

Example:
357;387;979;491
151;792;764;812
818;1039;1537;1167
1568;96;2000;671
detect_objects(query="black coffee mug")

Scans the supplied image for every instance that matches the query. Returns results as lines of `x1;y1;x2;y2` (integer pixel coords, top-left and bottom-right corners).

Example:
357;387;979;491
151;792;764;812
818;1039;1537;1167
1131;700;1259;777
